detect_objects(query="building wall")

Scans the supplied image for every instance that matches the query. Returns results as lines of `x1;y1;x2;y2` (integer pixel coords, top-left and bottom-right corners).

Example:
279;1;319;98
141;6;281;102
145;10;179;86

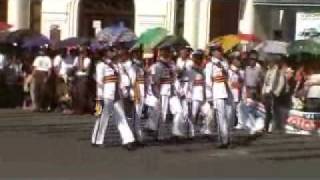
7;0;30;30
5;0;233;49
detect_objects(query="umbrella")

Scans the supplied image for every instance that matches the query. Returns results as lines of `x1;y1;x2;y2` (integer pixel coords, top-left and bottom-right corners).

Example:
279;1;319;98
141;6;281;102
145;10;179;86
21;34;50;48
96;24;136;44
238;33;260;42
56;37;89;49
287;40;320;55
211;34;241;53
157;35;189;49
6;29;39;44
254;40;288;55
132;27;168;51
0;22;12;31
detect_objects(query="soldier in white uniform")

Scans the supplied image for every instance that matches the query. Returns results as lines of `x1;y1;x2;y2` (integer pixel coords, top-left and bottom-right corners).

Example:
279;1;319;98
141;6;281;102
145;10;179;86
205;46;233;148
176;46;194;137
228;57;244;128
91;47;135;150
117;46;144;143
185;50;206;137
94;50;105;116
145;46;185;139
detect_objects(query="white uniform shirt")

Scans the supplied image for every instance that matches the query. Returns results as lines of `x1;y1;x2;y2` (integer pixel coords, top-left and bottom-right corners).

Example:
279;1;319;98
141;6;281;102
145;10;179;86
33;55;52;72
102;59;119;100
0;53;6;70
151;60;177;96
205;57;229;100
307;74;320;98
188;66;206;101
54;55;75;77
118;60;136;98
176;58;193;98
176;58;193;73
73;56;91;76
95;61;105;100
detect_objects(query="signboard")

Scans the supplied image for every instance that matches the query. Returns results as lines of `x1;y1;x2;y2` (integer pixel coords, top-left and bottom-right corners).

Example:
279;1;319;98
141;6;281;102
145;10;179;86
286;110;320;135
295;12;320;40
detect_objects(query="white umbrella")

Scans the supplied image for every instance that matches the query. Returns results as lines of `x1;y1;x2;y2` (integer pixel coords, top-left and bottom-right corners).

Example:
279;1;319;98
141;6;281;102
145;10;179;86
254;40;289;55
96;25;136;44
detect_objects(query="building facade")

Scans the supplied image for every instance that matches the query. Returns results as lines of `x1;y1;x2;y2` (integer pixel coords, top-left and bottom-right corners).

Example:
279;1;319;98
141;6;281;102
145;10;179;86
3;0;247;49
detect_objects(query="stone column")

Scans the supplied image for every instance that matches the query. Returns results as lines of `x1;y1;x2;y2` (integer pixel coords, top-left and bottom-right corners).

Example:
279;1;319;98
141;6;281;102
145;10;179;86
197;0;212;49
183;0;199;49
7;0;31;30
239;0;255;34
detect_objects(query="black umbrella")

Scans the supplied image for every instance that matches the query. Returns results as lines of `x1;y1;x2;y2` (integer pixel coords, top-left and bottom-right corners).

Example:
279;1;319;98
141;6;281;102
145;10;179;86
6;29;40;44
56;37;89;49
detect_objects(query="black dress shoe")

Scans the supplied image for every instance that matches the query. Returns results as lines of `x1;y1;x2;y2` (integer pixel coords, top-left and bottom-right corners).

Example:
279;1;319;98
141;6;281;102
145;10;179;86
135;141;146;147
123;142;136;151
91;144;105;148
216;143;229;149
143;129;158;138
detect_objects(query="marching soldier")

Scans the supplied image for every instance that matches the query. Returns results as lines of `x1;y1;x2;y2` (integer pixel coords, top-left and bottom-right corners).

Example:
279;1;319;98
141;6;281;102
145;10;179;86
176;46;194;137
205;45;233;148
145;45;185;139
131;50;146;143
185;50;206;137
228;57;244;127
94;50;105;116
117;46;144;143
91;47;136;150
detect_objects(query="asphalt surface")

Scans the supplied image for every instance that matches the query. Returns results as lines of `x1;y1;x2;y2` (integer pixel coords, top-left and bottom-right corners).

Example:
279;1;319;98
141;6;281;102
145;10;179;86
0;109;320;178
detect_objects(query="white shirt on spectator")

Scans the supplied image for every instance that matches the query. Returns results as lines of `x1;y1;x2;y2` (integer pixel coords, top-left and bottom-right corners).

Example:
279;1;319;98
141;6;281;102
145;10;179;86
0;53;6;70
54;55;75;76
33;55;52;72
73;56;91;76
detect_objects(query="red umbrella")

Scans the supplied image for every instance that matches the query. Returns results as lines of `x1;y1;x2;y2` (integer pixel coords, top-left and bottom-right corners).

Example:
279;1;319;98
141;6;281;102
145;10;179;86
0;22;12;31
238;33;260;42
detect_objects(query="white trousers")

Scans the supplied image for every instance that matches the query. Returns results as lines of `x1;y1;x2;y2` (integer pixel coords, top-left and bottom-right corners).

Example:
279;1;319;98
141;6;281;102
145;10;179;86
134;100;144;142
91;99;135;145
182;99;195;137
200;102;215;135
145;95;185;137
214;99;233;145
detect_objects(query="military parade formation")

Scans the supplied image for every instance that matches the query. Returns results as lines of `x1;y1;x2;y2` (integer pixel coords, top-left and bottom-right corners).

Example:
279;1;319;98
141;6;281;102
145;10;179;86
90;44;266;151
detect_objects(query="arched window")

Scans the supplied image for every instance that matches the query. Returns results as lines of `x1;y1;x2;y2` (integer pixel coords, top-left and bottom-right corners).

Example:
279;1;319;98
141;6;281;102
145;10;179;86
78;0;135;38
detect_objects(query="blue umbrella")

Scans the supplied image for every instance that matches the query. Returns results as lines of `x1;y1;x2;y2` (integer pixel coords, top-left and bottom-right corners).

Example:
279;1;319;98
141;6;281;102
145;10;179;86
96;23;136;44
22;35;50;48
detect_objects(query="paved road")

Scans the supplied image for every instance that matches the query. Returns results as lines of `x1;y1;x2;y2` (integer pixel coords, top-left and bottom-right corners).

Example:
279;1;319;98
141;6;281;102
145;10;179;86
0;109;320;178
